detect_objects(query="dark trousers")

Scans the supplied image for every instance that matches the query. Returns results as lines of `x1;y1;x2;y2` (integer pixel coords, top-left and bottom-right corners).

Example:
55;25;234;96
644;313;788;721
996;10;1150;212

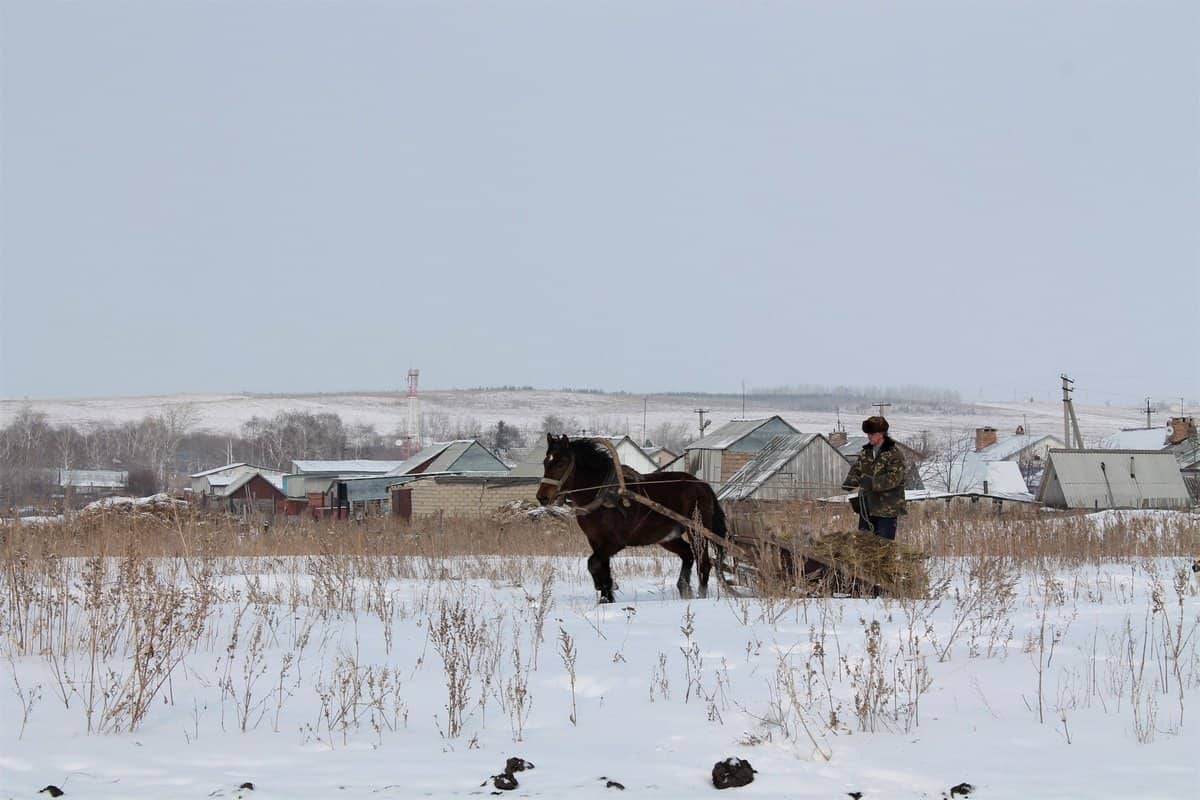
857;514;897;541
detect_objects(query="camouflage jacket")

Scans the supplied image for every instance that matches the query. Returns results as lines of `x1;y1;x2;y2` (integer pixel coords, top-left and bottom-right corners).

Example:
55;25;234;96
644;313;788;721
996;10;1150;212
843;436;907;517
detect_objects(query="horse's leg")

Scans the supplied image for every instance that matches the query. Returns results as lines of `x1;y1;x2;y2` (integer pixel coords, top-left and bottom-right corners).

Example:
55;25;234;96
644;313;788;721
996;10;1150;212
587;545;620;604
694;533;712;598
659;535;694;599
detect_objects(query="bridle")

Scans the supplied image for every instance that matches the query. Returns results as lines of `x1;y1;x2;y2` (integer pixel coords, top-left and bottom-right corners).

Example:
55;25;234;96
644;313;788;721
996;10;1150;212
538;452;576;504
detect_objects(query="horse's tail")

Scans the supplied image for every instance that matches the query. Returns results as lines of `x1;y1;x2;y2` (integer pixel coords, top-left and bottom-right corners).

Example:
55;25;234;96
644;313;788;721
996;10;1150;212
700;481;728;540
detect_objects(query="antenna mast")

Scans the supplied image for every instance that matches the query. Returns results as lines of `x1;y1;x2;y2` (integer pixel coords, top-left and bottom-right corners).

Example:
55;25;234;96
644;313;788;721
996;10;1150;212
406;369;421;452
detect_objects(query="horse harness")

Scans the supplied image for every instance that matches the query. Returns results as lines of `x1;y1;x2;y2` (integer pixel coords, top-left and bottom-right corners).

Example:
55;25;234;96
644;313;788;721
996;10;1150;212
539;453;627;516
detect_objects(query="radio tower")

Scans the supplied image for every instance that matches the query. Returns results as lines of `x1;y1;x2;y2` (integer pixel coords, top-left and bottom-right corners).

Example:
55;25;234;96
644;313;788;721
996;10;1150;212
405;369;421;457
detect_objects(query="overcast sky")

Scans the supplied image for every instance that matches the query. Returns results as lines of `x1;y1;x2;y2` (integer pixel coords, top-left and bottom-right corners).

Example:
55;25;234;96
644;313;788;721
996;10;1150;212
1;1;1196;406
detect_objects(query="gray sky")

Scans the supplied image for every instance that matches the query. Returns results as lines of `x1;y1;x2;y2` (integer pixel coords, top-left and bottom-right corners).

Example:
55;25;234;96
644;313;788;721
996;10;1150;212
2;1;1197;406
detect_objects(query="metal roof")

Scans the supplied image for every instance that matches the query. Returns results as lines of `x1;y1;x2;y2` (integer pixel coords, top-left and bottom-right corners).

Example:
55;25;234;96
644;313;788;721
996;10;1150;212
717;433;820;501
1037;449;1191;509
684;417;799;451
386;440;506;477
190;462;247;478
291;459;406;474
217;471;285;498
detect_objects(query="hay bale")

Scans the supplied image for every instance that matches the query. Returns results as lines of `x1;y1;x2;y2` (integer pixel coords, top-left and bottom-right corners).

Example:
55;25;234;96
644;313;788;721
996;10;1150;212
797;529;928;598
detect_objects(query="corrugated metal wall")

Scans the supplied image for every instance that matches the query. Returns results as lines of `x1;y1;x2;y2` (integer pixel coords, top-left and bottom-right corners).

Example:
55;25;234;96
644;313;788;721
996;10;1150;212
754;440;852;500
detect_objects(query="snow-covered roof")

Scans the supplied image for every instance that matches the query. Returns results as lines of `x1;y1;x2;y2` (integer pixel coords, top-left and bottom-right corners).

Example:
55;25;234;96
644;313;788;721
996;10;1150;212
919;454;1030;497
718;433;821;501
977;434;1062;462
684;417;799;451
190;463;247;478
1099;428;1169;451
291;460;406;474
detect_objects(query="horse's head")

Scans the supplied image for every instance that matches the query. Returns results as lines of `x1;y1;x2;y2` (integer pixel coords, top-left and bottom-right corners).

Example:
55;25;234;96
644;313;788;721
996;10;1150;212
536;433;576;506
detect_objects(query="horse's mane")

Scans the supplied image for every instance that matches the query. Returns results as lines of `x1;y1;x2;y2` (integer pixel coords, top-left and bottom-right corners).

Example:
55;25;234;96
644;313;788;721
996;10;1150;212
567;438;621;475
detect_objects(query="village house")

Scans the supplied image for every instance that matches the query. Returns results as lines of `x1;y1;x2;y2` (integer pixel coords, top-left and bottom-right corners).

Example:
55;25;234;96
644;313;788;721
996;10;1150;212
189;463;288;515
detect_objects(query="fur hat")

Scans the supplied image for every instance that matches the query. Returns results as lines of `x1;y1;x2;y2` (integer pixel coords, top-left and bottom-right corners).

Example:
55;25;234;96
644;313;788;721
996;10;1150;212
862;416;889;435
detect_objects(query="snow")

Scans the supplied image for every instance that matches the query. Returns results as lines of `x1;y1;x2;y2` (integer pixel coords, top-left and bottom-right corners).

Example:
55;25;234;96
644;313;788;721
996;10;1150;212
0;391;1160;447
2;537;1198;798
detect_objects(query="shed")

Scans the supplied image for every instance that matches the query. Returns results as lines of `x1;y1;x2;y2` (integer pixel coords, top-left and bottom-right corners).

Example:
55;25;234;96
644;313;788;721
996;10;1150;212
684;416;802;486
1036;449;1191;510
56;469;129;496
283;460;406;499
215;472;287;517
718;434;851;502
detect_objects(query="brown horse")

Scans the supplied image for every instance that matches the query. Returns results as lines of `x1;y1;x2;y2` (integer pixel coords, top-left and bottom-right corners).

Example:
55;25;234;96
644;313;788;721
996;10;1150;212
536;434;728;603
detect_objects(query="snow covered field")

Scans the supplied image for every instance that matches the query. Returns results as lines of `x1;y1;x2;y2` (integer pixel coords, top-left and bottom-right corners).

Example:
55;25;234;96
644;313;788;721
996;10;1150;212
2;511;1198;799
0;389;1166;446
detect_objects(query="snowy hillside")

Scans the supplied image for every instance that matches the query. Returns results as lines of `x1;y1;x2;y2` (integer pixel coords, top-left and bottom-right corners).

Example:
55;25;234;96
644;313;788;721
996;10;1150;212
0;389;1167;447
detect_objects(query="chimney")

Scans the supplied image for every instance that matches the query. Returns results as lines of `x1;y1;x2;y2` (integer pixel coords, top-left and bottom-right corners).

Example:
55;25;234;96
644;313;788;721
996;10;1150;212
828;430;848;447
975;426;998;452
1167;416;1197;444
1015;424;1025;436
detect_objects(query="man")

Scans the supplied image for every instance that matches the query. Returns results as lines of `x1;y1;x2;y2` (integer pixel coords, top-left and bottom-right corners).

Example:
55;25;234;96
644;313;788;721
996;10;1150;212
841;416;907;540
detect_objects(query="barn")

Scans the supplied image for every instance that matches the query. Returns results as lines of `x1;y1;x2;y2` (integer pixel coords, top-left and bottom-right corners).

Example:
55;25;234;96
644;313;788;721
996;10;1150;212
684;416;801;486
717;433;851;502
1036;449;1192;510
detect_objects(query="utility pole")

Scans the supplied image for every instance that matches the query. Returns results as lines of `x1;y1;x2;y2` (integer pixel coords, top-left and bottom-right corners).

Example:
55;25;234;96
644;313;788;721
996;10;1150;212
872;401;892;417
641;397;647;444
1061;374;1083;449
1144;397;1153;429
741;380;746;418
694;408;712;440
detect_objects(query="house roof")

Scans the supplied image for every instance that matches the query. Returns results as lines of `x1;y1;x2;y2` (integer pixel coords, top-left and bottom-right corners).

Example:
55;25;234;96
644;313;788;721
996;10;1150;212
976;434;1062;462
1099;428;1169;450
717;433;822;501
386;440;508;477
1037;449;1191;509
291;459;406;474
684;417;799;451
190;463;247;478
919;454;1031;497
218;471;285;498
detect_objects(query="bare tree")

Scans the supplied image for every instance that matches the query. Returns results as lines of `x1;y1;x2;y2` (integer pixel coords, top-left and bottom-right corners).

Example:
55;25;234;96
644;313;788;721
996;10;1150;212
920;431;979;493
